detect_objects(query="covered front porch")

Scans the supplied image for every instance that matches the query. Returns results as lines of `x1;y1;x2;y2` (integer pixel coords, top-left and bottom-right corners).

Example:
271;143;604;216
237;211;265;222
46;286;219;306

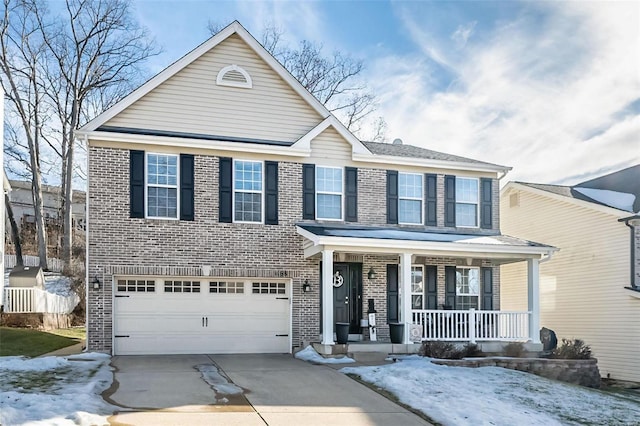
296;224;555;352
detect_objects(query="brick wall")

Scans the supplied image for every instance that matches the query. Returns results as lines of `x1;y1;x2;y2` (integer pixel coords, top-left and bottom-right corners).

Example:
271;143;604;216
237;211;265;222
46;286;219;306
88;146;503;353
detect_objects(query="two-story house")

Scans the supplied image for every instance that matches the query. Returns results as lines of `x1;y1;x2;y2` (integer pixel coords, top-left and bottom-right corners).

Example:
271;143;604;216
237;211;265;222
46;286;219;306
78;21;554;356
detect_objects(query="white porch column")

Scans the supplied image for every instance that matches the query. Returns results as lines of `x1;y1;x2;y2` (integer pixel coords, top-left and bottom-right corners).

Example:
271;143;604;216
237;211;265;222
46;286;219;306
400;252;412;344
321;249;335;345
527;258;541;344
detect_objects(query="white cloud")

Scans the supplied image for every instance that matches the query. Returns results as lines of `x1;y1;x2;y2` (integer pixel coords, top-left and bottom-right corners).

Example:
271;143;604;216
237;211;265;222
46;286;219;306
371;1;640;184
451;21;477;49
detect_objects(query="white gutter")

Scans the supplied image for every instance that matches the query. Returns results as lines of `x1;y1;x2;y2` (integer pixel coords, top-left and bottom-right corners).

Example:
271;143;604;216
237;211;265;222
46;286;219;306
352;152;511;174
77;130;312;158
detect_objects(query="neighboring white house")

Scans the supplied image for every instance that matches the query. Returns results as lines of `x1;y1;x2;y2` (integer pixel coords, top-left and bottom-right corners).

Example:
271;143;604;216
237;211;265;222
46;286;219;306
500;165;640;383
7;179;86;231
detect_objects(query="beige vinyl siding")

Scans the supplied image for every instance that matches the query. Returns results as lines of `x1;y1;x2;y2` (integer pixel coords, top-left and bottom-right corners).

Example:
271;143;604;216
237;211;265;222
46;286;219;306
309;127;352;163
105;34;322;142
500;188;639;382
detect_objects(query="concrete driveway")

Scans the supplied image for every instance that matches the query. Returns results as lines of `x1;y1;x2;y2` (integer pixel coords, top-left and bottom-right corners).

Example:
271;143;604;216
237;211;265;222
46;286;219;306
105;354;431;426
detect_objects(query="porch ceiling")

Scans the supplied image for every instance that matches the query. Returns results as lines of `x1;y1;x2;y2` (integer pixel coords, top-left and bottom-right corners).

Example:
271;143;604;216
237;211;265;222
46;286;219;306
296;223;556;261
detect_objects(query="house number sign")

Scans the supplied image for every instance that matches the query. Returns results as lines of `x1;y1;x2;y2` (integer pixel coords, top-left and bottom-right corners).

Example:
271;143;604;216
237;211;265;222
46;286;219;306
333;271;344;288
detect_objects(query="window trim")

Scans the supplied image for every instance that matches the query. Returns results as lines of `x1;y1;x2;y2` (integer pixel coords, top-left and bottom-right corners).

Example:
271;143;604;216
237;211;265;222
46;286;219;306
455;177;480;228
455;266;480;309
315;165;344;221
411;264;424;310
398;172;423;225
232;159;264;224
145;152;180;220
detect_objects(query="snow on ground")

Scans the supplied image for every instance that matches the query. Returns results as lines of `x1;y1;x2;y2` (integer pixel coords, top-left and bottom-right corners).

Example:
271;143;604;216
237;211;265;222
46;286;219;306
3;269;75;297
295;345;355;364
0;353;115;426
196;364;243;395
342;356;640;426
43;273;75;297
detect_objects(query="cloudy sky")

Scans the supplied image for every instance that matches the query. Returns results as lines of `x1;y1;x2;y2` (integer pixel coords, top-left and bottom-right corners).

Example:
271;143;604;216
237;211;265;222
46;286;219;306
129;0;639;185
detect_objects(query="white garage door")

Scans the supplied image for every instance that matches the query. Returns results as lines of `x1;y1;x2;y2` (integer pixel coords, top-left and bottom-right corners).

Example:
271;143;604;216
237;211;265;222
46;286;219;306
113;277;291;355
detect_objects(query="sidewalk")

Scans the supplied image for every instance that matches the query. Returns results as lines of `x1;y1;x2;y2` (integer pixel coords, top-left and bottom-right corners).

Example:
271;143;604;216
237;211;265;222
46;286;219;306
40;340;85;357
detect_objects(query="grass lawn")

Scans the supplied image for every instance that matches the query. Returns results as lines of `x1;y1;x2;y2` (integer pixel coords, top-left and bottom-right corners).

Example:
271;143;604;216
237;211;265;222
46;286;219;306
0;327;82;357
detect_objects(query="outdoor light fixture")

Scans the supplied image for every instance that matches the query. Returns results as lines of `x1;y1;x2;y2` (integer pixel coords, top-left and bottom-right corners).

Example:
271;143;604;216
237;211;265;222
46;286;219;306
367;267;377;280
92;276;101;290
302;279;311;293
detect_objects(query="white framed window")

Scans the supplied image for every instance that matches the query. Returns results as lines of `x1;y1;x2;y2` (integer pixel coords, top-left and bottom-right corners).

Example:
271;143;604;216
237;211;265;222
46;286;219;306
399;173;423;224
146;153;179;219
456;267;479;309
233;160;263;223
117;279;155;293
456;177;479;227
411;265;424;309
209;281;244;294
252;282;286;295
316;166;343;220
164;280;201;293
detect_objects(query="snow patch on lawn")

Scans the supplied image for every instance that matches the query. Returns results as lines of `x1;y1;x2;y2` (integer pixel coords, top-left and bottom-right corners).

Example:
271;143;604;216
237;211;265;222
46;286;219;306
0;353;115;426
295;345;355;364
342;357;640;426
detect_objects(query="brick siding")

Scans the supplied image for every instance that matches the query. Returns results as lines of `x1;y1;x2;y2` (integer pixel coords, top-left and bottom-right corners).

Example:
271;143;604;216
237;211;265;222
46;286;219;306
88;146;503;353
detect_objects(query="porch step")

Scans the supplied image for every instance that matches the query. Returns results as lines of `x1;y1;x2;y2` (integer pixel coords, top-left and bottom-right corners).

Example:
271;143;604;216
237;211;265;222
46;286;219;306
348;352;390;363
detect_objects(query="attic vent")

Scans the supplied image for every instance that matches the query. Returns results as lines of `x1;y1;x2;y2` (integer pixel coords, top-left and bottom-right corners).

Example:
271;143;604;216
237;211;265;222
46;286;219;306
510;192;520;208
216;64;252;89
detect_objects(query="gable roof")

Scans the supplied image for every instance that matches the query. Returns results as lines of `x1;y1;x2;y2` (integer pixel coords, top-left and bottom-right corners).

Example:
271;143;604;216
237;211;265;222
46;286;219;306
78;21;371;155
507;164;640;214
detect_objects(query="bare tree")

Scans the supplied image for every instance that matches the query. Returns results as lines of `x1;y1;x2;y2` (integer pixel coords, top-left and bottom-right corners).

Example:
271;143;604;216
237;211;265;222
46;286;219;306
5;192;23;267
209;22;383;137
33;0;158;266
1;0;157;268
0;0;50;269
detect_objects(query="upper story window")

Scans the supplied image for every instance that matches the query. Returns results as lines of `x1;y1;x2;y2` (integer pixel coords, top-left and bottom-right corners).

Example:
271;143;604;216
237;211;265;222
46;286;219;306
456;177;479;227
399;173;423;224
316;166;343;220
456;267;479;309
233;160;263;223
146;153;178;219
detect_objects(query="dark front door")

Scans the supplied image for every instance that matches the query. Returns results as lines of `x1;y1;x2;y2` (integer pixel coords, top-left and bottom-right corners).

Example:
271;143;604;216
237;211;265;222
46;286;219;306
333;263;362;333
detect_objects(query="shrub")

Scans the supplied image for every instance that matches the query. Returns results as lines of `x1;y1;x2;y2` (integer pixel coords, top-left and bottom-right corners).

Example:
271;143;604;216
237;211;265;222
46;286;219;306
503;342;526;357
461;343;484;358
419;341;463;359
551;338;592;360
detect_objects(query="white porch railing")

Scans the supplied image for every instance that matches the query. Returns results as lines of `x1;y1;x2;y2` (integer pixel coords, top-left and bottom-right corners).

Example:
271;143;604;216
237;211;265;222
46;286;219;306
3;287;79;314
412;309;531;343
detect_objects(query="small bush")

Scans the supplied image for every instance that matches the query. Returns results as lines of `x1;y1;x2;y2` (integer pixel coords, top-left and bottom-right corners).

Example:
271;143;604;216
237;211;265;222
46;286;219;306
503;342;526;357
551;338;592;359
461;343;484;358
419;341;463;359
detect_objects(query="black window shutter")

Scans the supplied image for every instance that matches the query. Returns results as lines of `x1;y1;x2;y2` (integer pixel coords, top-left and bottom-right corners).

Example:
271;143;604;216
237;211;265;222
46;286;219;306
302;164;315;220
129;150;145;218
480;178;493;229
425;174;437;226
482;267;494;310
425;265;438;309
345;167;358;222
219;157;232;223
387;170;398;224
444;175;456;227
265;161;279;225
179;154;195;221
387;264;399;322
444;266;456;309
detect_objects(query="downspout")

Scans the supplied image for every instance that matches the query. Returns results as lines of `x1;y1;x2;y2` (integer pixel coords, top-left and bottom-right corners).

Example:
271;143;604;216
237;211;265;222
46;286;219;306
620;218;636;288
